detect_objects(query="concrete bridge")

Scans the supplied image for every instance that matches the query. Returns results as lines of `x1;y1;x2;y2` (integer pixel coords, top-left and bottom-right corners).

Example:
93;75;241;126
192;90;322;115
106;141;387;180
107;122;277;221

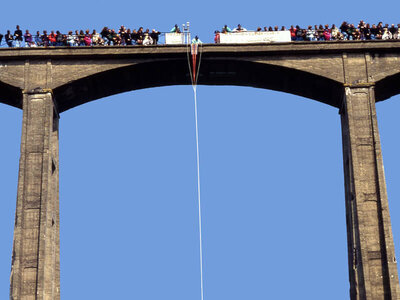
1;40;400;299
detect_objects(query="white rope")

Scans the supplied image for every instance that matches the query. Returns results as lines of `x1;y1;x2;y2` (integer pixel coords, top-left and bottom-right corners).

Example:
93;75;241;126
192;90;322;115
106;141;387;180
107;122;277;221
187;42;204;300
193;86;204;300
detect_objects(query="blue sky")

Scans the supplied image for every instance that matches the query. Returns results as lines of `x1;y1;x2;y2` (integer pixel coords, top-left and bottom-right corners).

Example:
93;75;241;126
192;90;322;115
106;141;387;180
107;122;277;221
1;1;400;299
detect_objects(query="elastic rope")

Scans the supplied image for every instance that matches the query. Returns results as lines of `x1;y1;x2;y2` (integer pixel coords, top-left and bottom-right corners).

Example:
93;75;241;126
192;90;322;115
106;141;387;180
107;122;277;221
186;41;204;300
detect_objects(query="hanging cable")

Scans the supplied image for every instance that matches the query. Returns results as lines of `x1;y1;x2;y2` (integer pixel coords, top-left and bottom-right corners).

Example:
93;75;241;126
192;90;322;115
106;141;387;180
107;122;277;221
187;41;204;300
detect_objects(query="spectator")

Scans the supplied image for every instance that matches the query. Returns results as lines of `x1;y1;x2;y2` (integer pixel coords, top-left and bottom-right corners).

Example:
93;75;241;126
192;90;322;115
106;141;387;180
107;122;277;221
119;25;127;45
24;30;33;47
289;25;296;41
316;25;324;41
362;24;371;40
0;33;3;45
34;31;42;46
49;31;57;46
214;30;220;43
222;25;231;33
91;30;100;45
131;29;138;45
348;24;356;40
331;25;343;40
111;29;120;45
150;29;161;45
143;33;153;46
124;29;132;45
83;30;91;46
371;24;379;40
14;25;23;47
358;21;367;40
191;35;202;44
66;31;76;47
382;28;392;40
323;24;331;41
377;22;384;39
389;24;397;37
101;27;110;45
340;21;349;40
56;31;64;46
77;30;85;46
232;24;247;32
5;30;14;47
41;30;50;47
305;25;315;41
353;28;361;40
137;27;144;45
394;28;400;39
295;25;303;41
170;24;181;33
105;29;113;45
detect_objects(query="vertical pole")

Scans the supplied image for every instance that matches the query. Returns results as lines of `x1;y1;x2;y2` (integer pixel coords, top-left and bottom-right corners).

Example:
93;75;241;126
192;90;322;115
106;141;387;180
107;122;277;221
341;85;400;299
10;88;60;300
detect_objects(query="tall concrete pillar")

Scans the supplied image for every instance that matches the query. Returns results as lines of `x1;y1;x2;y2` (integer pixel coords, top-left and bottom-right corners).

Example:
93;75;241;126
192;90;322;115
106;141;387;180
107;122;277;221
341;84;400;299
10;88;60;300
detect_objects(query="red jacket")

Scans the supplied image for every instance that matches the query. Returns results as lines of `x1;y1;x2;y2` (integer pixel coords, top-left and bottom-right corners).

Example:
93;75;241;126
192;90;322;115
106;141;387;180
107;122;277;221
48;33;56;43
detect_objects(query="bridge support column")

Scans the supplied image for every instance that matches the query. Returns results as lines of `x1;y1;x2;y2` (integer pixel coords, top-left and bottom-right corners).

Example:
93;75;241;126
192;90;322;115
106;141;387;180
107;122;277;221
10;89;60;300
341;85;400;300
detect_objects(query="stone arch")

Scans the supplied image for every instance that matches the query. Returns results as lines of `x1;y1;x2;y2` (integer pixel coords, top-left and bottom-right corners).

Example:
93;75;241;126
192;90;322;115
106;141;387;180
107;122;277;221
53;59;344;113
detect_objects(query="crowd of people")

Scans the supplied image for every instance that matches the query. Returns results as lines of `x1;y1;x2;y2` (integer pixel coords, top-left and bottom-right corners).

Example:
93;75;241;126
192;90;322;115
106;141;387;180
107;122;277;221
214;21;400;42
1;21;400;47
0;25;164;47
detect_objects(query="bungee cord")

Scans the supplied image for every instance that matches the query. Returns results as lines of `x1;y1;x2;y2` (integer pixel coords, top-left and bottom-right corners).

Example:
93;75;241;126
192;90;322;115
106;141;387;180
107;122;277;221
187;42;204;300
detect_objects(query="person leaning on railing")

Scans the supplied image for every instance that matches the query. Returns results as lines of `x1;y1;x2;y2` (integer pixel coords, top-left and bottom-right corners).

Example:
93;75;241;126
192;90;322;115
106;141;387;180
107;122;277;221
170;24;181;33
24;30;33;47
191;35;202;44
5;30;13;47
14;25;23;47
150;29;161;45
222;25;232;33
232;24;247;32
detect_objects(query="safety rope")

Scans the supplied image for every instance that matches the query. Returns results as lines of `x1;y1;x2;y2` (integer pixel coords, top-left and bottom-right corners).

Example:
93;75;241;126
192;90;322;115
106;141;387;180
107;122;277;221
187;42;204;300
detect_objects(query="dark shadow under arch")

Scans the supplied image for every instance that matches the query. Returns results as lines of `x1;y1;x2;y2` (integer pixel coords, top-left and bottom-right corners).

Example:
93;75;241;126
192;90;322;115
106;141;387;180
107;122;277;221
54;59;344;113
0;80;22;109
376;72;400;102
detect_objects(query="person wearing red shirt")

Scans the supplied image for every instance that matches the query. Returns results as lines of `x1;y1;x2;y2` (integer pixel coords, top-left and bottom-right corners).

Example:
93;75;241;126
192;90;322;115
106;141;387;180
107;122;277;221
48;31;57;46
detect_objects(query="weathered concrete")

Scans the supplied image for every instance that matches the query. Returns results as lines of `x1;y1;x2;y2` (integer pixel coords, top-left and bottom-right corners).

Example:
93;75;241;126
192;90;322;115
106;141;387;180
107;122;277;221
1;41;400;299
341;86;399;299
10;89;60;300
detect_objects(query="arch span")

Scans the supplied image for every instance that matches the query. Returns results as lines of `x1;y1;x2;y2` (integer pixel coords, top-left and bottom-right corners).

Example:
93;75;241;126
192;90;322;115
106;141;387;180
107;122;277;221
53;59;344;112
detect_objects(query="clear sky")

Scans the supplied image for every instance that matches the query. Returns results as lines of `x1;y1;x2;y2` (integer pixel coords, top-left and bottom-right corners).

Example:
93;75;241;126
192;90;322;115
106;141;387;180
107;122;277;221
1;1;400;299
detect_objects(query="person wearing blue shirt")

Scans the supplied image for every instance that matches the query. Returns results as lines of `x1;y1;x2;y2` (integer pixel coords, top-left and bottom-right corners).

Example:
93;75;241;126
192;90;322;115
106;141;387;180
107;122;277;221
222;25;232;33
170;24;181;33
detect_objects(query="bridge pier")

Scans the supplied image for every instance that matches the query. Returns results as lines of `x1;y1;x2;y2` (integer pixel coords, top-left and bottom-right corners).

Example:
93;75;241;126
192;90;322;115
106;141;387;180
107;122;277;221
341;85;400;299
10;89;60;300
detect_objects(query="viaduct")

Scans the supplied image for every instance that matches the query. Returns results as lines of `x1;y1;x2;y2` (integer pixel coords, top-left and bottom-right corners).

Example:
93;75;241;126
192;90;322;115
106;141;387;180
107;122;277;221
1;40;400;299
